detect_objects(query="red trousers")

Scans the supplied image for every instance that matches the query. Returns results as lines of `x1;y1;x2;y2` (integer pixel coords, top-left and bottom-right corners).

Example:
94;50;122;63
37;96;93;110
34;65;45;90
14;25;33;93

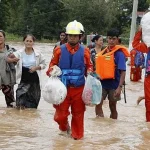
53;86;85;139
130;67;142;81
144;75;150;122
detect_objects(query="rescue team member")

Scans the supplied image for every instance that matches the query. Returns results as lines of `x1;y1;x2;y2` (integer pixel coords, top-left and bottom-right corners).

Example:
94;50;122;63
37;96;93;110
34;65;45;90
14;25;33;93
46;20;93;140
132;27;150;122
95;28;130;119
130;48;145;82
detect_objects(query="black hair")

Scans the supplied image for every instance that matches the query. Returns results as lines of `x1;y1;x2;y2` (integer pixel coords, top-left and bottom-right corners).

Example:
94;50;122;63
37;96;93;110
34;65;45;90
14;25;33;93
91;35;102;42
107;28;120;37
118;37;121;44
0;30;6;38
23;34;36;42
59;31;66;35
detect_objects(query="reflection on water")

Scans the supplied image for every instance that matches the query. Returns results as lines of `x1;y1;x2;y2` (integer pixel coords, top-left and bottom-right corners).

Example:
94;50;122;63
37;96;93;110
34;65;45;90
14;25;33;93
0;42;149;150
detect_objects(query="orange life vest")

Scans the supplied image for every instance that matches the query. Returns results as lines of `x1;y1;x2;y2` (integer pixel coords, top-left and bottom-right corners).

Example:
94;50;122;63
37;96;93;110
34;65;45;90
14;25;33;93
95;45;130;80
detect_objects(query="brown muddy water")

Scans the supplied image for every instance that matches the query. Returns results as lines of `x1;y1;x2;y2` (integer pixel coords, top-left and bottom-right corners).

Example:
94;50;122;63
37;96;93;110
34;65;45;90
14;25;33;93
0;42;149;150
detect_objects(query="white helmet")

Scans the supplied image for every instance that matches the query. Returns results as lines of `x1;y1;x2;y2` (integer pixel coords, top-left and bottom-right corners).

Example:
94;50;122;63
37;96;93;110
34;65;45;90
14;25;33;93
66;20;84;35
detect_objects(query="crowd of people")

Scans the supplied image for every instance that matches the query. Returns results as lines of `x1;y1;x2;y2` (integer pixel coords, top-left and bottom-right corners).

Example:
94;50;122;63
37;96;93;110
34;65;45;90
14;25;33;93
0;19;149;140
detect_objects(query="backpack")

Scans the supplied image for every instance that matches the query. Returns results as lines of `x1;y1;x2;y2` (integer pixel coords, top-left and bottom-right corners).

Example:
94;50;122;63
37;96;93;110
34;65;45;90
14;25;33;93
95;45;130;80
134;50;145;67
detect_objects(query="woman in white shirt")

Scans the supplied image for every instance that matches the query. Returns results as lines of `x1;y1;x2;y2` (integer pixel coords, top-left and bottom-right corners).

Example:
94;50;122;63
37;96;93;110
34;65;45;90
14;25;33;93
14;34;46;109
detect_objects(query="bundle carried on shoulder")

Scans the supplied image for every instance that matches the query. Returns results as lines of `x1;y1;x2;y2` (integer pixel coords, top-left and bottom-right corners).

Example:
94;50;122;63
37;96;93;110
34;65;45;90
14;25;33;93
141;12;150;47
82;74;102;106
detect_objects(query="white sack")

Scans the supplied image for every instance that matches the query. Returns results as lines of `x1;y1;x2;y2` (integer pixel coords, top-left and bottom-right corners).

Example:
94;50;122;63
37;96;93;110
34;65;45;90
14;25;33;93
42;77;67;104
141;12;150;47
50;65;62;77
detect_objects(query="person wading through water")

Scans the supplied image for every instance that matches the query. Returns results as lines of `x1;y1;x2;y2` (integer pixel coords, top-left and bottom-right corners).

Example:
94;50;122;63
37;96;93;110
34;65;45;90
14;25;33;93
95;28;130;119
46;20;93;140
0;30;19;107
13;34;46;109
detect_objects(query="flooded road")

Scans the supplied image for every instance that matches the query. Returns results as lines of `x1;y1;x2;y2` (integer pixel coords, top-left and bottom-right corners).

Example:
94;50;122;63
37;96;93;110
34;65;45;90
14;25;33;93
0;42;149;150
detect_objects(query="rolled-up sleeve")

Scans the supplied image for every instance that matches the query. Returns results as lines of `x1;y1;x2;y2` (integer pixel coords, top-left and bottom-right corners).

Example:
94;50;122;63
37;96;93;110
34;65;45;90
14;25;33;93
49;47;61;68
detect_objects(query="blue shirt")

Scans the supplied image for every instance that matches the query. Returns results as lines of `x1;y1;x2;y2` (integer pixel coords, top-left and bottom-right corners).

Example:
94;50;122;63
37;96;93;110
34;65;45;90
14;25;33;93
101;50;126;89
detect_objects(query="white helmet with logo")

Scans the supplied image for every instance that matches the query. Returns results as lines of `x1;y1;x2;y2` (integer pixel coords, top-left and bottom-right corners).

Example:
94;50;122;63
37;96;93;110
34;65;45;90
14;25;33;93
66;20;84;35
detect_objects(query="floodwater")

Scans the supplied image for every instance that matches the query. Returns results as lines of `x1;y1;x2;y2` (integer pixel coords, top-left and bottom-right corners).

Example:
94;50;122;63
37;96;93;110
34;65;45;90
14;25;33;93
0;42;149;150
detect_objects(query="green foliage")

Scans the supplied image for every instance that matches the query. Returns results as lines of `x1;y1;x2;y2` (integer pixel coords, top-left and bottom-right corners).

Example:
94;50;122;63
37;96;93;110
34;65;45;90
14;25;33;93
5;32;22;42
20;0;67;39
0;0;9;30
1;0;150;41
61;0;120;35
147;0;150;3
138;0;149;11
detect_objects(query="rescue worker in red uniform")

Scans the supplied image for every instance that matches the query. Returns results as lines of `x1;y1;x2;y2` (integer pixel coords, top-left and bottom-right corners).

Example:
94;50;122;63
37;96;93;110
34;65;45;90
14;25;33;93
130;49;143;81
46;20;93;139
132;27;150;122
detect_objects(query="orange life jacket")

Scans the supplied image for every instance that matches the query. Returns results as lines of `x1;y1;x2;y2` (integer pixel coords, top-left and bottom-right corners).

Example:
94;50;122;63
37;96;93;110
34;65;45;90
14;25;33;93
95;45;130;80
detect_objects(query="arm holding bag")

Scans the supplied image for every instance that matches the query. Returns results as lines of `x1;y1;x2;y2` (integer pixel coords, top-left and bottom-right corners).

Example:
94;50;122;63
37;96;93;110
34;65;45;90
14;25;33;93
42;77;67;104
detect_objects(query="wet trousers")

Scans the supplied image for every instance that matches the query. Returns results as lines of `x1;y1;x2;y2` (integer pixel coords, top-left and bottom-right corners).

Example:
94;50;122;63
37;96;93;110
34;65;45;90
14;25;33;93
130;67;142;81
16;82;41;109
144;75;150;122
53;86;85;139
1;85;15;107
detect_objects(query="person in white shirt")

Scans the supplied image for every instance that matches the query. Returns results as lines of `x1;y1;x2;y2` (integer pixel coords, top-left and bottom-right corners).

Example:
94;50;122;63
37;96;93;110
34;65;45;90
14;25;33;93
14;34;46;109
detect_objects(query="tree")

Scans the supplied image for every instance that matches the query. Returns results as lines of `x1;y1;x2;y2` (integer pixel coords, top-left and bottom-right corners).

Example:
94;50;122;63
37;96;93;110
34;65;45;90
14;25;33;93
0;0;9;30
1;0;149;41
61;0;119;35
21;0;67;39
7;0;24;34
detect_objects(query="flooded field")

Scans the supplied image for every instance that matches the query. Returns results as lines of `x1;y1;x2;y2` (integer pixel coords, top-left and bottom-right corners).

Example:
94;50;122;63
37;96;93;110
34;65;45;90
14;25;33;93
0;42;149;150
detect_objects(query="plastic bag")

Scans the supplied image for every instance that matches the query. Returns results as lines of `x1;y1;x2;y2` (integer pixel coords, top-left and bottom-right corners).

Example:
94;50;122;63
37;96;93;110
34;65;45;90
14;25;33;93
50;65;62;77
82;74;102;106
42;77;67;104
141;12;150;47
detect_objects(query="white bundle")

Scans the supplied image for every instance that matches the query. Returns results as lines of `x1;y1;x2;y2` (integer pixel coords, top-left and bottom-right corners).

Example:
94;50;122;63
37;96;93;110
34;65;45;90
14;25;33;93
50;65;62;76
42;77;67;105
141;12;150;47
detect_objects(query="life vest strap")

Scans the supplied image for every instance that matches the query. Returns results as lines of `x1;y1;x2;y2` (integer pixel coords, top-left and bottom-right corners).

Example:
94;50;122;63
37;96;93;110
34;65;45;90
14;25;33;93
62;75;79;86
62;69;81;75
